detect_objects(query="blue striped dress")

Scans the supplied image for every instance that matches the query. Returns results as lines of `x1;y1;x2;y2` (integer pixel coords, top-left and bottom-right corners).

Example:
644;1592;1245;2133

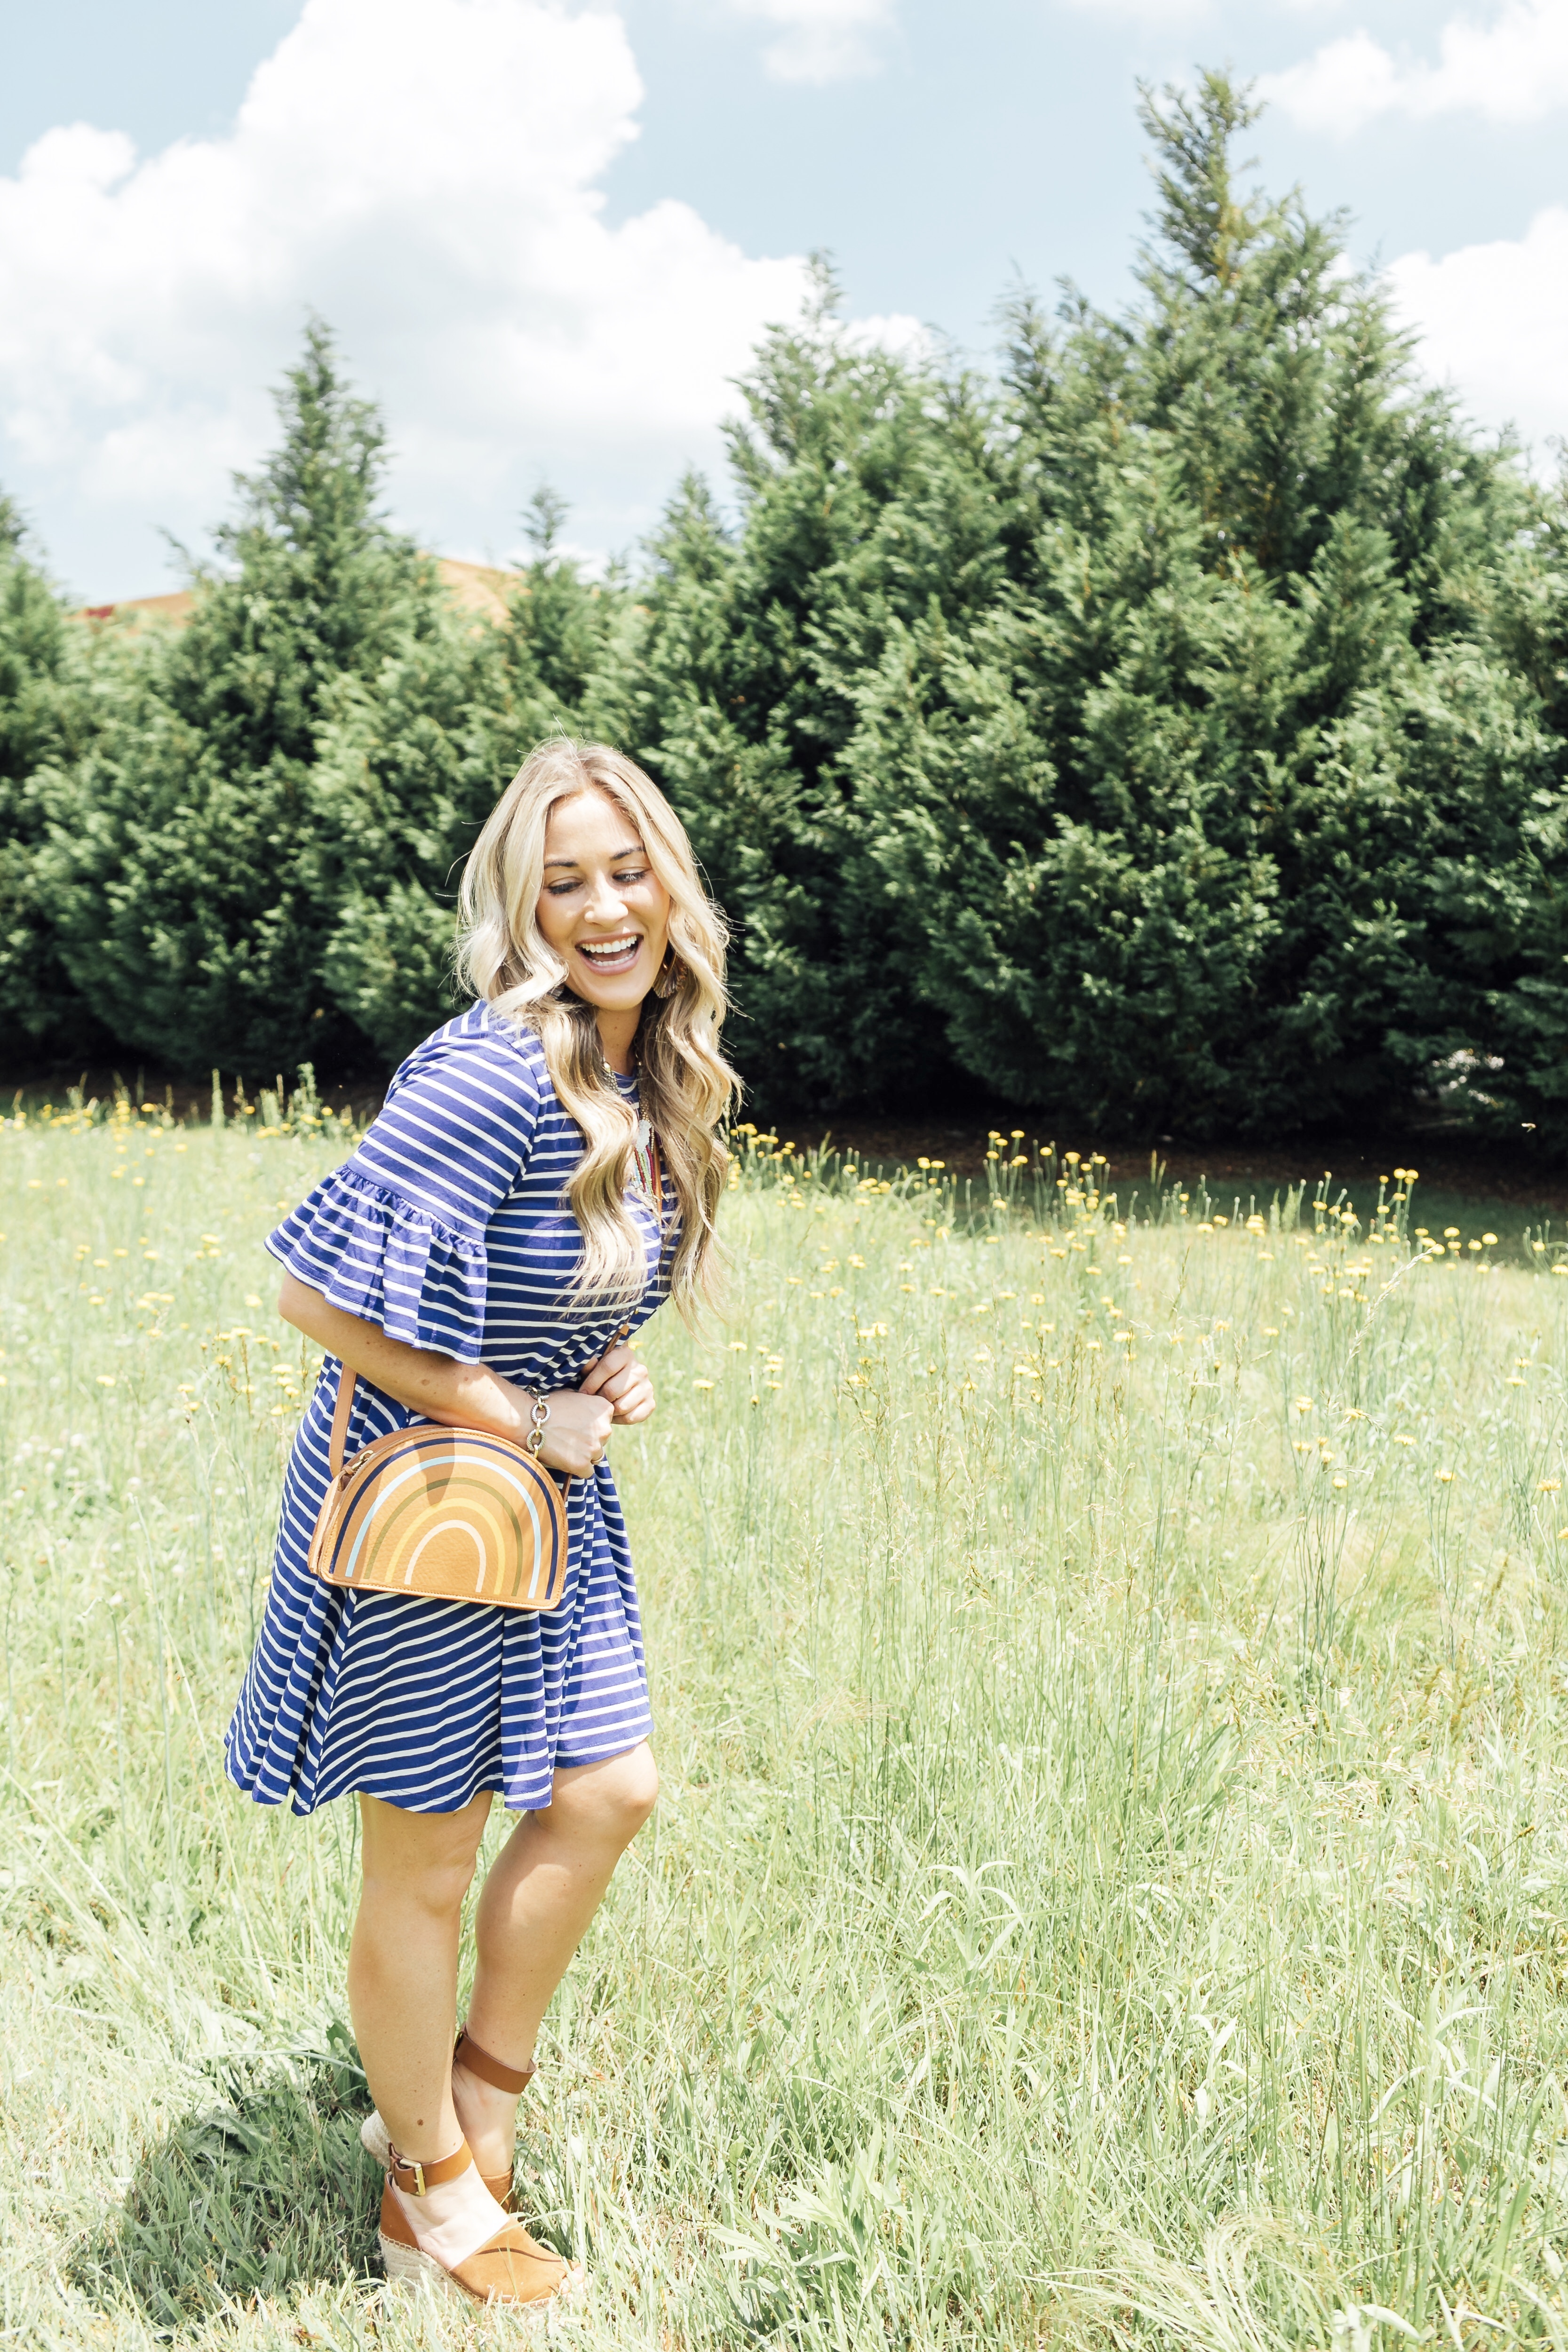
224;1004;669;1817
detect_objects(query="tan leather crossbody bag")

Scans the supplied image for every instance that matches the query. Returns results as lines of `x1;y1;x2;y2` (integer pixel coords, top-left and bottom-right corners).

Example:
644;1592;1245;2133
307;1372;570;1613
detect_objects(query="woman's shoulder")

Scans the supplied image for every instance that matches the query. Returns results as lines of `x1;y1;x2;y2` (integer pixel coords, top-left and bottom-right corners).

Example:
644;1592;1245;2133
388;1003;553;1115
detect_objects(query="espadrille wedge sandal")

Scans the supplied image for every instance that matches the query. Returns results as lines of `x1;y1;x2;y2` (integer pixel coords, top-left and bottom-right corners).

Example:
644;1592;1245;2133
359;2030;539;2211
378;2137;581;2310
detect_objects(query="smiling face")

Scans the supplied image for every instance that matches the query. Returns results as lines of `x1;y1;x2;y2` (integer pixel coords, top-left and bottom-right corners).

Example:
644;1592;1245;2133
535;787;672;1017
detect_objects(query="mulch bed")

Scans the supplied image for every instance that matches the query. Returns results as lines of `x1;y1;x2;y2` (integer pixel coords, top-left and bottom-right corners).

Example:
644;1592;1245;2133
767;1112;1567;1214
9;1065;1562;1215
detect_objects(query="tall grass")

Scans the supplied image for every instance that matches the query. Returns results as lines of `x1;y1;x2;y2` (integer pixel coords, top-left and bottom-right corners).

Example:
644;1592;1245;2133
2;1101;1566;2348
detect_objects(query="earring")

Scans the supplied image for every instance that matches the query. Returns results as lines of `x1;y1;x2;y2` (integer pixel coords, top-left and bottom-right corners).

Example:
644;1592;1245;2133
654;947;685;1000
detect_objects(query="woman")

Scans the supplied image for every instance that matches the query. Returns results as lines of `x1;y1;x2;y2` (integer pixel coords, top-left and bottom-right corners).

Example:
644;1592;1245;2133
225;739;734;2310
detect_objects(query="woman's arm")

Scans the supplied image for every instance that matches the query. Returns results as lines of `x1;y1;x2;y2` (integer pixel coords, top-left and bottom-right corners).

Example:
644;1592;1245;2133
277;1272;631;1476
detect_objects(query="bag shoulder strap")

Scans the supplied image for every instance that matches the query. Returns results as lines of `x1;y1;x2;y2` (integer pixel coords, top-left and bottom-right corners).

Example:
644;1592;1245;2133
328;1367;357;1478
325;1367;560;1480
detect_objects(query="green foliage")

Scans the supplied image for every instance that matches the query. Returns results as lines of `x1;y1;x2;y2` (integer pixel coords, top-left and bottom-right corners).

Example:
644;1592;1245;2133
631;263;1016;1107
6;74;1568;1143
920;69;1563;1142
0;500;106;1056
635;81;1568;1143
43;322;442;1079
310;494;641;1066
6;325;638;1084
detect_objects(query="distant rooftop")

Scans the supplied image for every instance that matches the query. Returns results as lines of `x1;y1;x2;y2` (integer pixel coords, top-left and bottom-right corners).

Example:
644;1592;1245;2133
76;556;520;629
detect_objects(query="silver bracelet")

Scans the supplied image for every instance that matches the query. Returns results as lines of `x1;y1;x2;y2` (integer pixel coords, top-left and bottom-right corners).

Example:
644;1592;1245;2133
525;1391;550;1458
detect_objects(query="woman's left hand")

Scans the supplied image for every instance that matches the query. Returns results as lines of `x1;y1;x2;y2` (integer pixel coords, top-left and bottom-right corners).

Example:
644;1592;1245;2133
579;1342;656;1425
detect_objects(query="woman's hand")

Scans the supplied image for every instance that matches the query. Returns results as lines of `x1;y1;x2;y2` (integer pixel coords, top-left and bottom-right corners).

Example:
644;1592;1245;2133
578;1341;656;1426
529;1346;653;1474
529;1385;614;1477
274;1271;653;1475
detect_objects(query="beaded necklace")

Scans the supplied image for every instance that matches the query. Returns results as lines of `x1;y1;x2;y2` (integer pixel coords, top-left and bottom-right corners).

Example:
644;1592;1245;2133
629;1113;661;1210
609;1048;661;1211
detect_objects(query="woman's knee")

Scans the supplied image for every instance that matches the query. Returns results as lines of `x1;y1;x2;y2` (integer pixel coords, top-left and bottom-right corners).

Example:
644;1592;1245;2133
610;1744;661;1835
394;1850;480;1920
358;1791;488;1917
549;1744;659;1846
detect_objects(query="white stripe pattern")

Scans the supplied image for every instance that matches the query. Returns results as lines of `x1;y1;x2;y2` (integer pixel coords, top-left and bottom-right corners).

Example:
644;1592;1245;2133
224;1005;669;1815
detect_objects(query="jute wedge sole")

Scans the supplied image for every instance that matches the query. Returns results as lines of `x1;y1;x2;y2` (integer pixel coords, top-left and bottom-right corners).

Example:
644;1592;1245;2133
377;2207;585;2311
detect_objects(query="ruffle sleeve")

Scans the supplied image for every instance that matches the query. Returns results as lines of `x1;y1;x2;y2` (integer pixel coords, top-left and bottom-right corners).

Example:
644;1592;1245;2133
264;1009;545;1363
267;1167;489;1359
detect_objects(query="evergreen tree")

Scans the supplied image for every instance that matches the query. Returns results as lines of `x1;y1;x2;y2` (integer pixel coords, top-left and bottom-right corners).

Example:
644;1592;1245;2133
1479;461;1568;1139
633;266;1013;1108
310;487;641;1064
14;79;1568;1147
0;500;106;1058
636;78;1561;1139
45;323;439;1078
857;72;1557;1138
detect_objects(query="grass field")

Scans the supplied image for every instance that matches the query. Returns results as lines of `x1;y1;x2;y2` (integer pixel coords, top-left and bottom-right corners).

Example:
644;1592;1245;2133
3;1096;1568;2350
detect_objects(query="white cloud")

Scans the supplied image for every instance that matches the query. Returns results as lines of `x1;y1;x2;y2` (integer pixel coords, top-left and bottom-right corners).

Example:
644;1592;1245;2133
1057;0;1348;28
1259;28;1403;134
1387;207;1568;457
1058;0;1217;22
0;0;915;596
726;0;895;83
1263;0;1568;134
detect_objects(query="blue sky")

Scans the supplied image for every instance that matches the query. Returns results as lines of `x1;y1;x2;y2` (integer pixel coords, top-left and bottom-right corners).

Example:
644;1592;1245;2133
2;0;1565;600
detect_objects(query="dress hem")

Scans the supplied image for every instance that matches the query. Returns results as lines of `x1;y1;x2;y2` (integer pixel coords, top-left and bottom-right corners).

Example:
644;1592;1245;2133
226;1718;654;1819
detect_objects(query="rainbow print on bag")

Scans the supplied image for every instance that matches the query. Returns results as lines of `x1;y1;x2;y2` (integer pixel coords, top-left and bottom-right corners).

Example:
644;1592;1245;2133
308;1406;569;1613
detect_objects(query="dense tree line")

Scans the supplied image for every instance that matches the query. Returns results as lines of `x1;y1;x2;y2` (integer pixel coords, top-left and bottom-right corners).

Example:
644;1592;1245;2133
4;78;1568;1146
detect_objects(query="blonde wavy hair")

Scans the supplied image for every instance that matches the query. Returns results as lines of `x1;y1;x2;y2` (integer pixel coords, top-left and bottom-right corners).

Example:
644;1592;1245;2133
455;739;736;1320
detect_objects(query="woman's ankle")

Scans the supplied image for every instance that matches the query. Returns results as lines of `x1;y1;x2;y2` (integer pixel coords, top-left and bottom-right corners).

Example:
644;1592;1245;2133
450;2060;520;2176
370;2095;463;2168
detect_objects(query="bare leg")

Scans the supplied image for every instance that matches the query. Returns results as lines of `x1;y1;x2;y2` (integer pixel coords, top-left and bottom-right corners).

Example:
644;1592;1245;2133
454;1742;659;2176
348;1788;493;2162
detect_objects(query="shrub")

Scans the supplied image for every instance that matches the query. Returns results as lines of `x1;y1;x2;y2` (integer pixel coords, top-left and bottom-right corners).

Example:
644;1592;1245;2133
44;324;441;1079
636;78;1568;1144
9;76;1568;1148
310;488;643;1065
0;499;108;1058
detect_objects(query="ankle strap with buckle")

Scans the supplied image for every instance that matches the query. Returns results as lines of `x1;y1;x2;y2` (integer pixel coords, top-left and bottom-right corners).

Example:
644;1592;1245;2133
454;2028;537;2098
388;2139;473;2198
